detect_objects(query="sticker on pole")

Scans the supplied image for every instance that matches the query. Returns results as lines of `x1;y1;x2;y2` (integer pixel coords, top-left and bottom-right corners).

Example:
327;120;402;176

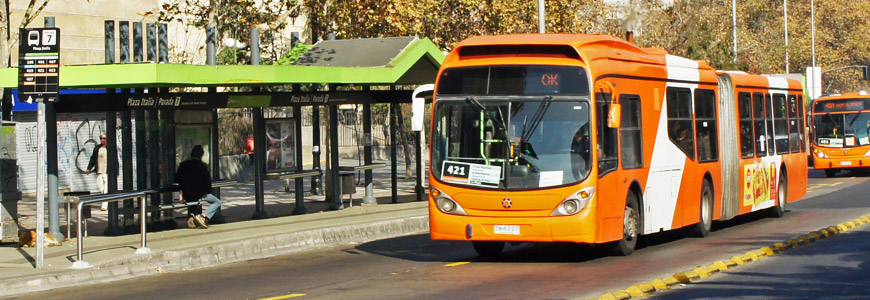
441;161;501;187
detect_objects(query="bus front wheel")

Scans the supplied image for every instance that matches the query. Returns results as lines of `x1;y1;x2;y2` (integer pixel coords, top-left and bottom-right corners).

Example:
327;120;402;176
613;193;640;256
472;241;505;258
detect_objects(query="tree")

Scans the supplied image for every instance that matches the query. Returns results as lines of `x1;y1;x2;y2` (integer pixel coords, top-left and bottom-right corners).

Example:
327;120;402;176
145;0;299;64
1;1;59;117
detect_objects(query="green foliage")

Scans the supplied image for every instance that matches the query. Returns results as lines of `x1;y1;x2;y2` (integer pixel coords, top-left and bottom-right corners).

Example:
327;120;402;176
276;44;313;66
300;0;870;93
146;0;298;64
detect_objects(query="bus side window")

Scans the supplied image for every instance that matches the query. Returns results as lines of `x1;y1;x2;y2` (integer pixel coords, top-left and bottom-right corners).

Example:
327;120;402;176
788;94;801;153
738;92;755;158
773;93;789;155
667;87;695;160
798;94;806;152
765;93;775;156
620;95;643;169
752;92;766;157
695;89;718;162
596;92;619;177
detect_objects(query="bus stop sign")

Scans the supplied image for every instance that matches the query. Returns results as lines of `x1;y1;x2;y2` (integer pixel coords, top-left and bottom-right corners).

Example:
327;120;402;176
18;28;60;103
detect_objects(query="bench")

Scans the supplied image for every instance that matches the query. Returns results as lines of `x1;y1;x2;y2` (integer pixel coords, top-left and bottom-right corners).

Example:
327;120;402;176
143;180;238;229
266;170;322;192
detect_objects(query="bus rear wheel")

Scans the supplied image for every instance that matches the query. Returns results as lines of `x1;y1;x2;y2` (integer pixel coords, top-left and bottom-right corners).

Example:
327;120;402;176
613;193;639;256
768;174;786;218
472;241;505;258
689;180;713;237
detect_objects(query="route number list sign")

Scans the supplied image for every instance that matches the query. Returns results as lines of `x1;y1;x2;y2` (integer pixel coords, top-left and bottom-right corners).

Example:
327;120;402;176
18;28;60;103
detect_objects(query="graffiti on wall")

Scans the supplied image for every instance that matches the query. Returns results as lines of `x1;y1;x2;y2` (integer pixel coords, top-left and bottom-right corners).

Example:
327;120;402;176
17;113;132;193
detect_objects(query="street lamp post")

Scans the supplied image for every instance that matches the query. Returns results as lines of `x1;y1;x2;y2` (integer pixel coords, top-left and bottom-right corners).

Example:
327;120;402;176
784;0;789;73
538;0;545;33
732;0;737;63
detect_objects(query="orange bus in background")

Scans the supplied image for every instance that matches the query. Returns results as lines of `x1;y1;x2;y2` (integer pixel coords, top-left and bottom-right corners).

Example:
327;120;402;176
810;92;870;177
428;34;808;257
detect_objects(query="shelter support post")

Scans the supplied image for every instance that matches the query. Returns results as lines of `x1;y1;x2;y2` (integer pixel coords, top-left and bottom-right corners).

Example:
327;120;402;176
362;102;376;205
46;101;63;240
328;104;343;210
292;105;307;215
252;107;268;219
105;110;122;236
210;106;225;223
390;103;398;203
121;107;134;231
147;109;161;224
160;108;176;228
311;105;322;195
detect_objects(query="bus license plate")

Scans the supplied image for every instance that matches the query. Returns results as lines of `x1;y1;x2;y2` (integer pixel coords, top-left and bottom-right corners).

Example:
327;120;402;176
841;161;852;166
494;225;520;235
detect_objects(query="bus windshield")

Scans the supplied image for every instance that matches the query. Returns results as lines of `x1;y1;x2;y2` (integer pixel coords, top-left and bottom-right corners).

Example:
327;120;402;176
814;112;870;147
432;97;591;190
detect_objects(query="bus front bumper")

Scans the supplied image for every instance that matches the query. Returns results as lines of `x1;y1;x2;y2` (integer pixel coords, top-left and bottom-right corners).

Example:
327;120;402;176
428;205;598;243
813;156;870;169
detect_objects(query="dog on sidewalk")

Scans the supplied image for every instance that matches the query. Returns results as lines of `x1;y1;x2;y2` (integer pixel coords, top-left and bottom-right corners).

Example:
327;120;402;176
17;230;62;248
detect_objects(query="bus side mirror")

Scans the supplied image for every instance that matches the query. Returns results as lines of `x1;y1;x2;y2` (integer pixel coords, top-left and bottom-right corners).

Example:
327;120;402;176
608;103;622;128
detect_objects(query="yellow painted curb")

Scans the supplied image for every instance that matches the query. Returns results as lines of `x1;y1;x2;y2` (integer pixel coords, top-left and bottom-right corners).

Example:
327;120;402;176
752;249;768;258
650;279;670;290
712;260;730;271
837;223;848;231
820;228;832;236
626;283;655;297
586;212;870;300
662;276;680;286
772;242;788;251
742;251;758;261
672;272;693;284
693;266;711;278
798;234;813;244
599;290;630;300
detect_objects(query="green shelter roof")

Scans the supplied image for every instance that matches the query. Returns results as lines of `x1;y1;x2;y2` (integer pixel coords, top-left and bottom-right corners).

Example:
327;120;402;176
0;37;444;89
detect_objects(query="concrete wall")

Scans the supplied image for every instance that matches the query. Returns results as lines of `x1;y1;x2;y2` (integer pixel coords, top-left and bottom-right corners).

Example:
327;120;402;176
9;0;160;66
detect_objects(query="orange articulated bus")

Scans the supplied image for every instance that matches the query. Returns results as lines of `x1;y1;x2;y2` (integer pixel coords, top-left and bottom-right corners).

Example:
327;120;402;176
427;34;808;257
810;92;870;177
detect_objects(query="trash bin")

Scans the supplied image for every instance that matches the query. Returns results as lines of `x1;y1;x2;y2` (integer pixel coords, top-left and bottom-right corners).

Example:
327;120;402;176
339;171;356;206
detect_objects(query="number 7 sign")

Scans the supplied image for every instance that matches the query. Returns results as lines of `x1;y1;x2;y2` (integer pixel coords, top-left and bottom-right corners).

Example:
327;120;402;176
42;29;57;46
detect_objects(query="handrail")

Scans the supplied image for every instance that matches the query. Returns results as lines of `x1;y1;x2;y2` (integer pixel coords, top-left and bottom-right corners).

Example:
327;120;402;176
69;180;238;269
72;191;147;269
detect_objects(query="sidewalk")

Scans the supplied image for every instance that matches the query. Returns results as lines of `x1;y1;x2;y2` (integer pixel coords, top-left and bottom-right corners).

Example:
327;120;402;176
0;159;430;297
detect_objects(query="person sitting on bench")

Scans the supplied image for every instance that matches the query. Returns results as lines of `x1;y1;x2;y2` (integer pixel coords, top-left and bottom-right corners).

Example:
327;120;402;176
174;145;221;229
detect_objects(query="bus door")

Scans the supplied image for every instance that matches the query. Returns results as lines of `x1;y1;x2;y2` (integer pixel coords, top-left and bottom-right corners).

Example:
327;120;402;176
643;87;694;233
595;91;623;241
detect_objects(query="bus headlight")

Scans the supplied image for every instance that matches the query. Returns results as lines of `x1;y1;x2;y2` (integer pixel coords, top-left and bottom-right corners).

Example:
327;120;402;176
431;187;467;215
551;187;595;216
864;149;870;157
814;148;828;158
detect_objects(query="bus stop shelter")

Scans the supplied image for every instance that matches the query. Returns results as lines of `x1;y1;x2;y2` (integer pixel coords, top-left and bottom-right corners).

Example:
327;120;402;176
0;36;444;237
